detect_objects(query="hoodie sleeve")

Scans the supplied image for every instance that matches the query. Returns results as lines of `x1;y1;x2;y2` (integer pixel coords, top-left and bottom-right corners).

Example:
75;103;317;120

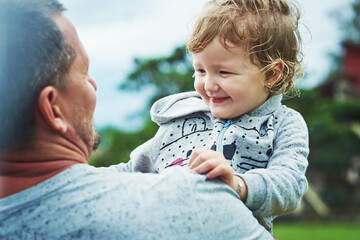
109;124;169;173
128;135;160;173
240;110;309;217
107;138;157;173
107;160;134;173
109;92;207;173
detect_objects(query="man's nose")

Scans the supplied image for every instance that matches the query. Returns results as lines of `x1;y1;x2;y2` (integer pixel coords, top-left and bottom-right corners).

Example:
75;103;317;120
88;75;97;91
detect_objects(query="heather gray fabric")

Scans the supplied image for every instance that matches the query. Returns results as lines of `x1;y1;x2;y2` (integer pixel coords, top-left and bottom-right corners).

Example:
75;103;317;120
116;91;309;232
0;164;273;240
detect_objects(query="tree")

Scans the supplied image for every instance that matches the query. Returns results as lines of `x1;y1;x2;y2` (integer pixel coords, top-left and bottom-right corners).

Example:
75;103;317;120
285;90;360;209
332;0;360;44
89;119;158;167
119;46;195;112
301;0;360;210
89;46;195;166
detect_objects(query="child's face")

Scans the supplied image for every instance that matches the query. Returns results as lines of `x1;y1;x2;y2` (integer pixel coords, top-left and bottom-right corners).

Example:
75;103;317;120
193;36;269;120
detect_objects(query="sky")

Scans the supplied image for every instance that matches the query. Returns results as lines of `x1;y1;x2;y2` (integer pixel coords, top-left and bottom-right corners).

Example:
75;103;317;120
60;0;354;131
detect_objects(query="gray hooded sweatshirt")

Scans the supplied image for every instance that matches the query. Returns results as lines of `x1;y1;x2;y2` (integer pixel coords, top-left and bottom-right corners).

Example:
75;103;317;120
118;91;309;231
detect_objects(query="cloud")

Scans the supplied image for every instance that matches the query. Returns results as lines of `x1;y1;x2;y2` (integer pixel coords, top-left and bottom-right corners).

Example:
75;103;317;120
61;0;152;25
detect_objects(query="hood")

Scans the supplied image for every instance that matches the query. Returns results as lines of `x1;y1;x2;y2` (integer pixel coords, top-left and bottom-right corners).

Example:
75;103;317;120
150;91;209;124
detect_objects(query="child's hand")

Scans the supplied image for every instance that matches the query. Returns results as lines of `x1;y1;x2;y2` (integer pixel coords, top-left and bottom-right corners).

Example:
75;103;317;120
188;149;235;189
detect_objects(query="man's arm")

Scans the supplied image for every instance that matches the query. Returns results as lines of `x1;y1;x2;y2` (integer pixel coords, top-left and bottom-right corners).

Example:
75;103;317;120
184;168;274;239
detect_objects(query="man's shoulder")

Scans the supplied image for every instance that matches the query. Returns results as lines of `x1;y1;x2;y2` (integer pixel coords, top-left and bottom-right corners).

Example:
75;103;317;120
2;164;217;206
0;164;273;239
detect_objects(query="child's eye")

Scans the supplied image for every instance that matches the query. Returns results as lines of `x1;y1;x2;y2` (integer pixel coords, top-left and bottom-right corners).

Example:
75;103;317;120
220;71;231;75
194;68;206;75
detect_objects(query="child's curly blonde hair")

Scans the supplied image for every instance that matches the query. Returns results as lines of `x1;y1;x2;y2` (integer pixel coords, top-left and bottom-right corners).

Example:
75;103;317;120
186;0;304;95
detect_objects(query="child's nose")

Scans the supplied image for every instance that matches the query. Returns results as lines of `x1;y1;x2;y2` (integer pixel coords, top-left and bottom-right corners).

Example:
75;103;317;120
204;76;219;92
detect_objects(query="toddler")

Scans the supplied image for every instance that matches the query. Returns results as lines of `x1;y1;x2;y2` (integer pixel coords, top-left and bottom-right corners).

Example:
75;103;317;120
117;0;309;232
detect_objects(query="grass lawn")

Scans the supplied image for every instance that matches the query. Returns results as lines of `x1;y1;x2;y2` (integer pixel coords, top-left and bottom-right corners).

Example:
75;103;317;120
273;222;360;240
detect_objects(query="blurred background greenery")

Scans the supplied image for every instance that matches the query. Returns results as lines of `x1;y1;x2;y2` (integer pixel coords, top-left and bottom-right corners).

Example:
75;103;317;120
88;0;360;238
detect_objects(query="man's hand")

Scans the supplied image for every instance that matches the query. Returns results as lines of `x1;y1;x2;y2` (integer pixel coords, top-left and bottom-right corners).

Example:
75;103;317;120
188;149;236;190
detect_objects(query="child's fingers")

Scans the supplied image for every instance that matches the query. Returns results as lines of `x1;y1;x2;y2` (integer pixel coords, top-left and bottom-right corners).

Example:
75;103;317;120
188;149;210;169
206;165;234;187
192;157;222;174
191;158;213;173
188;149;200;168
206;164;229;178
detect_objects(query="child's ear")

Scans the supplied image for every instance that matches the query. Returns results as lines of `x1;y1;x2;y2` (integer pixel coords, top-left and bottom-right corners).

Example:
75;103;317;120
37;86;68;133
265;59;285;88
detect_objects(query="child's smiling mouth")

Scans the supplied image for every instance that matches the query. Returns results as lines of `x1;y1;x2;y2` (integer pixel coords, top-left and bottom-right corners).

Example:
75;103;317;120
210;97;230;103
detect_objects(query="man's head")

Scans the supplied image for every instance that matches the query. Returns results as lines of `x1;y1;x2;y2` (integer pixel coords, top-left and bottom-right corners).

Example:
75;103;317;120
0;0;100;153
50;13;101;153
187;0;304;95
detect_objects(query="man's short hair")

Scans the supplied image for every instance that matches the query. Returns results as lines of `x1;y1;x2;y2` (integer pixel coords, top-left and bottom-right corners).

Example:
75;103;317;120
0;0;76;151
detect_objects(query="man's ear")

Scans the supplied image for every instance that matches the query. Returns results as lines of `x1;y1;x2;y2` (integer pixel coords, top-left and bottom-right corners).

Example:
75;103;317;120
265;59;285;88
38;86;68;133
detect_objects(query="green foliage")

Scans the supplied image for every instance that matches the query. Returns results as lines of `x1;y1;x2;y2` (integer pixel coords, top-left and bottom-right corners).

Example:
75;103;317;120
120;46;195;111
274;222;360;240
285;90;360;207
90;46;194;167
89;119;158;167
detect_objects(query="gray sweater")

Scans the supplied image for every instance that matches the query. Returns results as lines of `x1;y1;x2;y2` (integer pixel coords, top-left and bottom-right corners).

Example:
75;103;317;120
0;164;273;239
119;91;309;231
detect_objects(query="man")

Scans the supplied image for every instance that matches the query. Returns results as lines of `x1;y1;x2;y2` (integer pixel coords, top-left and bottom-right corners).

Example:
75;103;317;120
0;0;273;239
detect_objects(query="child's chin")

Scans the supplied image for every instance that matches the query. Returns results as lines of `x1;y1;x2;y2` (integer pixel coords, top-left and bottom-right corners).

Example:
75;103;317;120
211;112;227;119
212;112;240;121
